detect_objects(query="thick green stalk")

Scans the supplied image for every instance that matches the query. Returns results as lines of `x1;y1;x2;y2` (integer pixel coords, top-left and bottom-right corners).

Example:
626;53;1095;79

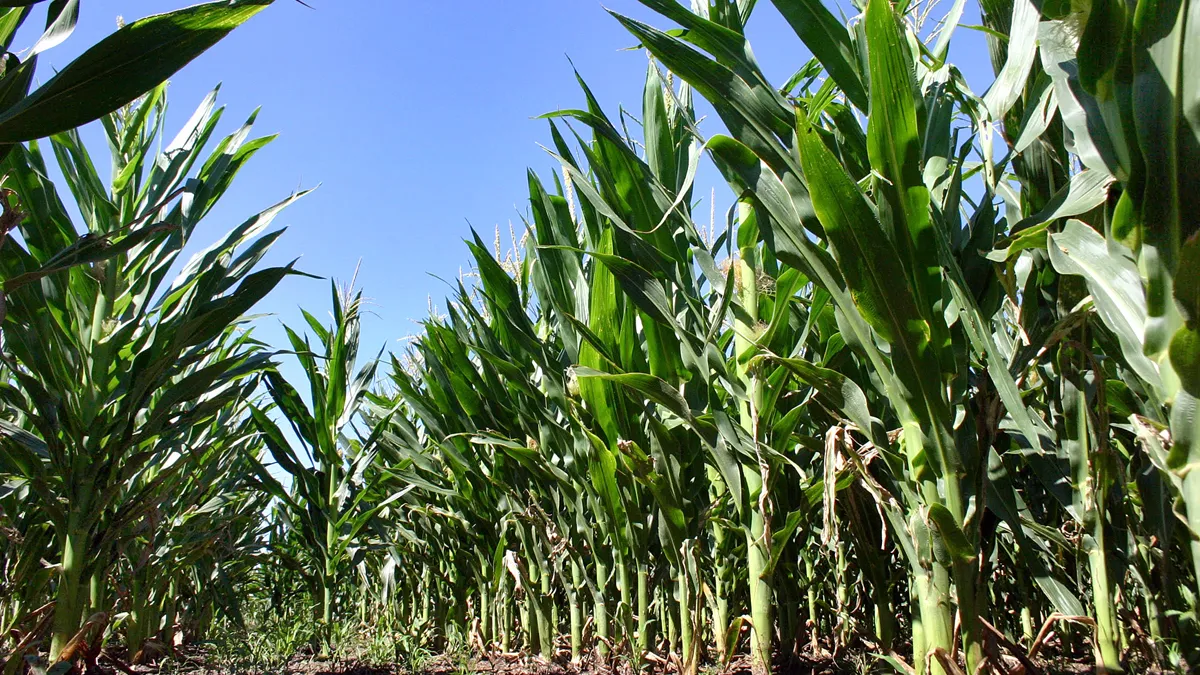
744;489;772;674
521;578;534;652
144;601;161;659
946;485;982;674
551;578;560;643
1088;505;1121;672
321;460;338;654
637;561;650;659
480;579;492;649
872;593;893;654
618;556;632;654
535;560;553;657
910;468;957;675
910;581;925;675
358;583;366;626
803;551;819;653
421;565;431;622
712;563;729;660
1064;360;1121;672
896;406;966;675
951;558;983;673
570;558;584;661
908;408;979;675
594;555;610;658
735;203;772;675
913;561;953;675
88;568;106;617
86;261;117;413
708;467;730;661
50;255;118;662
678;569;696;675
49;527;88;660
128;575;147;659
499;571;511;652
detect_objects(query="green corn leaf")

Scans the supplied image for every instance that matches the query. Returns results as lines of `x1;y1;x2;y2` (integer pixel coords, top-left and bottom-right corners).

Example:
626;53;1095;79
1011;169;1113;233
584;248;678;331
1048;220;1161;388
27;0;77;58
981;0;1039;120
864;0;943;353
1038;22;1125;178
1173;235;1200;394
769;0;868;110
0;8;32;51
707;132;898;407
573;367;692;423
610;10;797;177
1172;326;1200;397
795;116;928;386
756;354;882;446
763;508;807;577
926;502;975;564
1176;234;1200;325
1013;74;1059;154
1077;0;1126;97
0;0;272;143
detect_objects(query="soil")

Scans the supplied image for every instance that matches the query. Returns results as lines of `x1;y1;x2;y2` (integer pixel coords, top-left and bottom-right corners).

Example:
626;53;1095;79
112;645;1124;675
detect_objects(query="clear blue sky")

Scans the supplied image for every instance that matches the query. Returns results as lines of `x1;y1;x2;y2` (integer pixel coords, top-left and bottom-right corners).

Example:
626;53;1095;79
25;0;995;376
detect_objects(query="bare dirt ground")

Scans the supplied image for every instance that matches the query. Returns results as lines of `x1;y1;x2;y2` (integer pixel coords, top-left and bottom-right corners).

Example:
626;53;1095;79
153;654;845;675
122;645;1118;675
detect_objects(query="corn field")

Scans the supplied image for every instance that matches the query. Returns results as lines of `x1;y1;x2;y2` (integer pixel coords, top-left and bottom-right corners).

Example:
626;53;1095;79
1;0;1198;673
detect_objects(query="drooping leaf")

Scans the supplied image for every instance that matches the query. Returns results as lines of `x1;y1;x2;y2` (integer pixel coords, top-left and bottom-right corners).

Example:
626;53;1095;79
0;0;272;143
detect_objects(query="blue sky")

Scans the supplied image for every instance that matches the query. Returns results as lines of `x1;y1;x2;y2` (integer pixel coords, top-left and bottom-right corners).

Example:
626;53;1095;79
24;0;995;378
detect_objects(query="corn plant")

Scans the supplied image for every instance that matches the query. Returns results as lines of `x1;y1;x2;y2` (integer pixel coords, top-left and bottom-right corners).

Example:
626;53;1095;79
1;0;1195;672
249;281;400;652
601;0;1198;672
351;0;1200;673
118;392;271;662
0;0;276;325
1035;0;1200;602
0;85;302;661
